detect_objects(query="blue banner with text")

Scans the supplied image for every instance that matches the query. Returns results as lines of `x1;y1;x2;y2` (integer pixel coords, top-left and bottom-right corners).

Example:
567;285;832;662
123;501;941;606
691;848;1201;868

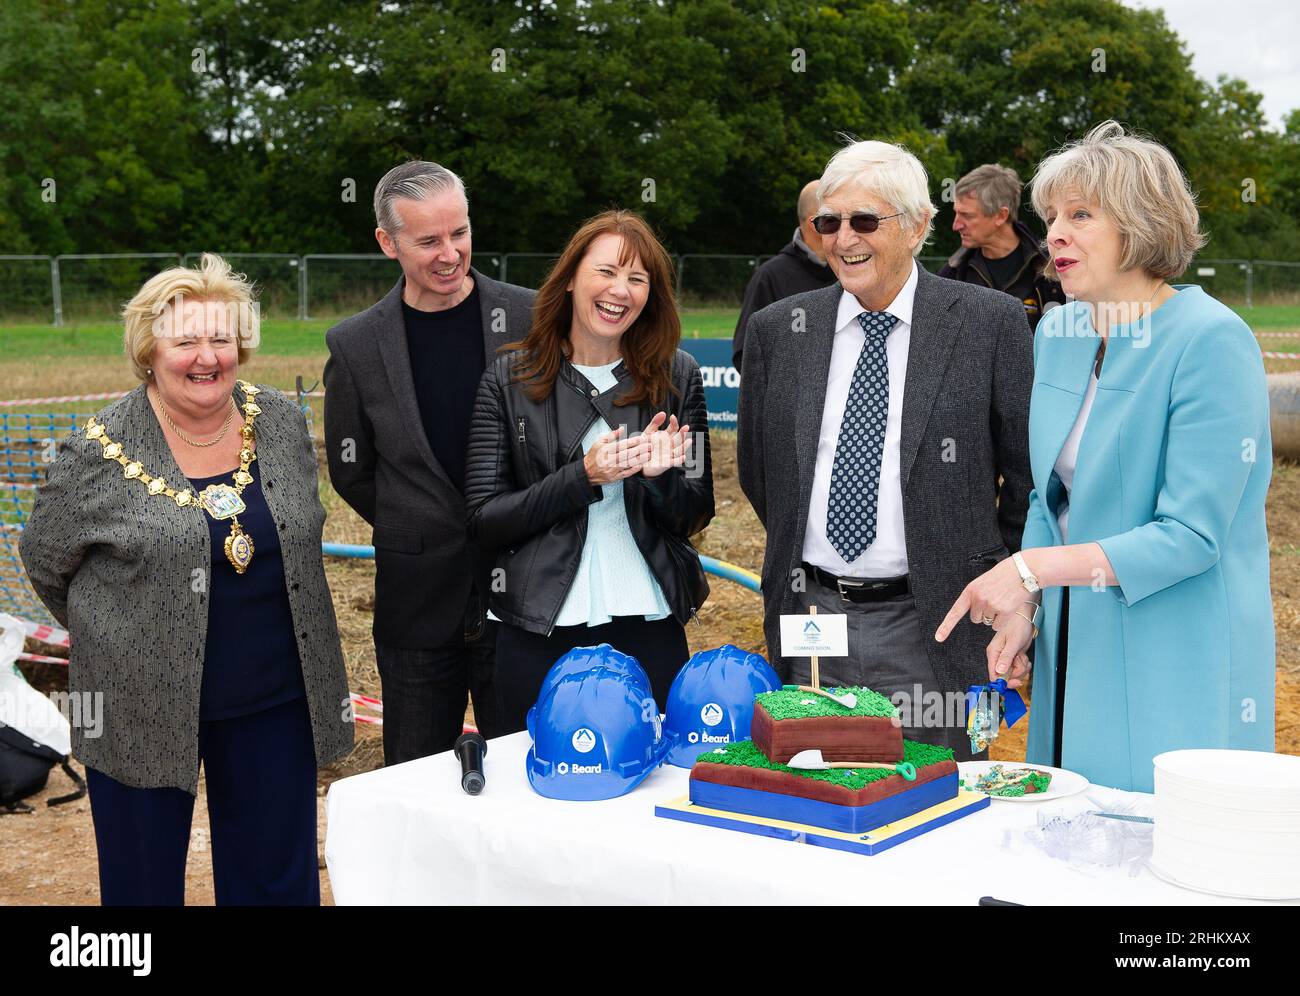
680;339;740;431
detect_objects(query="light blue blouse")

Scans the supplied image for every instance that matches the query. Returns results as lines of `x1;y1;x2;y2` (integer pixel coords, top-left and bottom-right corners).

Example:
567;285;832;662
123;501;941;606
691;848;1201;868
552;361;671;627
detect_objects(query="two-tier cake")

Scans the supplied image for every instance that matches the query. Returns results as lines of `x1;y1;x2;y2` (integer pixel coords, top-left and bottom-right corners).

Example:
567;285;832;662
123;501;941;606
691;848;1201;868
685;686;963;834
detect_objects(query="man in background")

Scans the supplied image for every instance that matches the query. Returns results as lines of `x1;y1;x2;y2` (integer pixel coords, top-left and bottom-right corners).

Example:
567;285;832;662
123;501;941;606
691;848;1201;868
940;163;1065;332
731;179;838;370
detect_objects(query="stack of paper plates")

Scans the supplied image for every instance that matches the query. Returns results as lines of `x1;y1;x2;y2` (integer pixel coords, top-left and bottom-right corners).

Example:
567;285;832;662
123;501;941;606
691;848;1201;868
1150;749;1300;900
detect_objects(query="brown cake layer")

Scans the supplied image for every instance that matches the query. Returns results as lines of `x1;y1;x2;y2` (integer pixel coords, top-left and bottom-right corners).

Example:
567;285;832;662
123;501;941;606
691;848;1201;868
751;706;904;764
690;757;957;807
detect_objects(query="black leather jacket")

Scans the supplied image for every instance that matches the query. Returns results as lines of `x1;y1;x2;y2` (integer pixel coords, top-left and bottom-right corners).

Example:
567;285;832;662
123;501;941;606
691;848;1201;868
466;348;714;635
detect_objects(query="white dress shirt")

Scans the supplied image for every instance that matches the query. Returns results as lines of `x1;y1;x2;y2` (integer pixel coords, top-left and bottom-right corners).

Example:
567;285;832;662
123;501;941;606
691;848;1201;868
802;260;917;577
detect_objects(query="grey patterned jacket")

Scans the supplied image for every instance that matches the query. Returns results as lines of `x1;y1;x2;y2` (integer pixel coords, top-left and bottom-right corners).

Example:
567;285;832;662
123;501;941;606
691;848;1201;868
19;383;354;795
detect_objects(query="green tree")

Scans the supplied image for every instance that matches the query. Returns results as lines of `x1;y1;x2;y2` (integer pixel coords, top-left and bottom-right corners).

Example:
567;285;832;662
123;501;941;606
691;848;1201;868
1;0;1295;269
904;0;1207;253
0;0;95;254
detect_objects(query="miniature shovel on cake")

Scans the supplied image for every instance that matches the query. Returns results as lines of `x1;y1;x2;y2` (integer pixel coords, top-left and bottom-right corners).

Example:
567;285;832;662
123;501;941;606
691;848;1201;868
781;684;858;709
786;749;917;781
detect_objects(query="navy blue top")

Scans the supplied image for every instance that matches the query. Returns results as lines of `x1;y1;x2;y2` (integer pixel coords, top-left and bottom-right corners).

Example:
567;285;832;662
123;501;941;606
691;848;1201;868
189;460;306;721
402;285;485;493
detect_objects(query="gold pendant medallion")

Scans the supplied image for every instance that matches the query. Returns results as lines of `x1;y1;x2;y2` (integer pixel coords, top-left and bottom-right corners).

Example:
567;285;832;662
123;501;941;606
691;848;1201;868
224;522;254;574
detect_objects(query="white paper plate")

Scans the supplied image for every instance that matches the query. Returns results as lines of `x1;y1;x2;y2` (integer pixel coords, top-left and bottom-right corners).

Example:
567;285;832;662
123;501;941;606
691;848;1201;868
1147;857;1300;902
1154;749;1300;791
1156;775;1300;810
1155;781;1300;815
1156;796;1300;833
957;761;1088;802
1155;820;1300;856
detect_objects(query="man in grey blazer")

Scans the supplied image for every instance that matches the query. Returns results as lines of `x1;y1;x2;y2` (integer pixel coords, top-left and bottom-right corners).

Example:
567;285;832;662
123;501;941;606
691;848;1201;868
325;161;535;763
737;140;1033;758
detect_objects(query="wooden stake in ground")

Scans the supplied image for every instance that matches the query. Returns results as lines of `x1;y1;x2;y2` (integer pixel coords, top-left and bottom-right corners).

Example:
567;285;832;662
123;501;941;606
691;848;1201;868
809;604;819;690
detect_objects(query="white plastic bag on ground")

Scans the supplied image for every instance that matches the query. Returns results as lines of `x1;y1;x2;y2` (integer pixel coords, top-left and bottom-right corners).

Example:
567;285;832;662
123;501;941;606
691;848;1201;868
0;613;71;756
0;613;83;810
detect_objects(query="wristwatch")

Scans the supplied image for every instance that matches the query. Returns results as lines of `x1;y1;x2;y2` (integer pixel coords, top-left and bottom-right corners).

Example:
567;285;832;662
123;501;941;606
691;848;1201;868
1012;551;1040;594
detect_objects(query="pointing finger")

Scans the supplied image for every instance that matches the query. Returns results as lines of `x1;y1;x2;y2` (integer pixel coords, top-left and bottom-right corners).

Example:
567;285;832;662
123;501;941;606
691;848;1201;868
935;589;971;642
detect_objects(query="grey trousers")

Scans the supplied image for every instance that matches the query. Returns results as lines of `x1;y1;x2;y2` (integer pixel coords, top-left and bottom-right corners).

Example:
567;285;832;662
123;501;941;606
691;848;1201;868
788;578;985;761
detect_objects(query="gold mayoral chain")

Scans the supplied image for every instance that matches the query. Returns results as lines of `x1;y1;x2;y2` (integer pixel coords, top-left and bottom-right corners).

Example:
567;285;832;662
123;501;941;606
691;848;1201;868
84;381;264;575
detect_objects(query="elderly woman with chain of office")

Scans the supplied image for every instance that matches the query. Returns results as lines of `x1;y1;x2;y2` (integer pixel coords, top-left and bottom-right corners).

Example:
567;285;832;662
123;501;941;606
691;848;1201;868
20;253;353;906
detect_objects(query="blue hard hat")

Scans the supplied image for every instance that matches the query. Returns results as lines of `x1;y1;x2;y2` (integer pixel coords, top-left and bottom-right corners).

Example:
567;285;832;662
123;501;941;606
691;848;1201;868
525;643;652;740
662;644;781;768
526;665;668;801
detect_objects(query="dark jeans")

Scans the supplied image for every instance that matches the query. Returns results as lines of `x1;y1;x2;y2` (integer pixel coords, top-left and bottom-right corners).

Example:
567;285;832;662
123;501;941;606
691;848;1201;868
86;696;318;906
374;591;503;765
494;615;690;736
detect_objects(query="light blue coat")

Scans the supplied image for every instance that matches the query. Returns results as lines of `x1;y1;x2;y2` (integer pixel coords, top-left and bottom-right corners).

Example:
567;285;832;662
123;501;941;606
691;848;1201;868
1022;285;1274;792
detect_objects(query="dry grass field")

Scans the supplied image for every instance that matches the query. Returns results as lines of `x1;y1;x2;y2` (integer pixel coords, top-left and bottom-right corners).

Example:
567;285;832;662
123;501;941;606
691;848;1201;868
2;345;1296;904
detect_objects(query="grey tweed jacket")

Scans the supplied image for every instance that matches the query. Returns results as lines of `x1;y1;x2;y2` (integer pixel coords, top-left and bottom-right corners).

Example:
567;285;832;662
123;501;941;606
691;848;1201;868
737;264;1034;692
19;383;354;795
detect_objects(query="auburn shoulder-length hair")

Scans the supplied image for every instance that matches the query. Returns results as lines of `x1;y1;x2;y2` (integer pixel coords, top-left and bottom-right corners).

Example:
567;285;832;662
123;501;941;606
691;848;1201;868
506;210;680;408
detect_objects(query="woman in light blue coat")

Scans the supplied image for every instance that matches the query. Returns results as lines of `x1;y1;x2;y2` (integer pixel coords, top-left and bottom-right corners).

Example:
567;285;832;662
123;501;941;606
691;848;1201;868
936;121;1274;792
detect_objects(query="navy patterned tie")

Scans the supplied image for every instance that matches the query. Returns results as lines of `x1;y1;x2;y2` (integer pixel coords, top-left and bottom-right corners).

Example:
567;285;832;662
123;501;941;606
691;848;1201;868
826;310;897;562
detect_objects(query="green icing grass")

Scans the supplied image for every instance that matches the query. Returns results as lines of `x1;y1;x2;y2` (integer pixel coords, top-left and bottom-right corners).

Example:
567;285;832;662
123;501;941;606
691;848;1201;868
756;686;898;720
695;739;954;791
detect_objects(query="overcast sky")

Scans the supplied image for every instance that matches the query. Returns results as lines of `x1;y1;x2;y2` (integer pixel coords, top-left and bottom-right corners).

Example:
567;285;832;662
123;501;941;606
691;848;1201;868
1125;0;1299;129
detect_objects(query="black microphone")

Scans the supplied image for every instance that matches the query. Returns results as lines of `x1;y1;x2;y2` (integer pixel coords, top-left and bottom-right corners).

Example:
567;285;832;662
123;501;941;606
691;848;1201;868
453;732;488;795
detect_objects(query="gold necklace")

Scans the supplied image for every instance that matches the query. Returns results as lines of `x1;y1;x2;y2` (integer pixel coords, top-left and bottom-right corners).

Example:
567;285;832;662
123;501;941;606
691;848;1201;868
154;390;236;447
86;381;263;574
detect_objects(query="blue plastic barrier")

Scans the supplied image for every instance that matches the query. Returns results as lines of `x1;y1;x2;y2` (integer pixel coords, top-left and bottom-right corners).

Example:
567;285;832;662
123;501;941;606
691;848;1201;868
320;543;761;594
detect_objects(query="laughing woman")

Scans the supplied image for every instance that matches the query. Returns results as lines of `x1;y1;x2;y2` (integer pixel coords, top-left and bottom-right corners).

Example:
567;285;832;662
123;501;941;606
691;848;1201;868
466;211;714;730
20;254;353;905
936;122;1273;792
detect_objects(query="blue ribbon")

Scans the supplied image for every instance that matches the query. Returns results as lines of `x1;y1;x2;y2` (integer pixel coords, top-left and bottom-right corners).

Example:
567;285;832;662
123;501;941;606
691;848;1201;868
965;678;1027;730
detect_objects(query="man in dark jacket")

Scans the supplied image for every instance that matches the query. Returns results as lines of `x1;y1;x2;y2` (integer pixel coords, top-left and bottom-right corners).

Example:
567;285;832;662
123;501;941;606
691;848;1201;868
731;180;838;369
939;164;1065;332
324;161;535;764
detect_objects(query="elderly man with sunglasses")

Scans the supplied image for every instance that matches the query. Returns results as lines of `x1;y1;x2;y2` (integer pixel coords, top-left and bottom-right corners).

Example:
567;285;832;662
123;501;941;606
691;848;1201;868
737;139;1034;758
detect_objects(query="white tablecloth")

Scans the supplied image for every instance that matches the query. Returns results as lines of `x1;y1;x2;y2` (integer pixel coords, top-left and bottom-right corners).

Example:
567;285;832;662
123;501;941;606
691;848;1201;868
324;732;1269;905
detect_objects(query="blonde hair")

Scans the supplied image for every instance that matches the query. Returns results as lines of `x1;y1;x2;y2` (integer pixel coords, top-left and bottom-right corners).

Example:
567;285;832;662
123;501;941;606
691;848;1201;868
819;139;937;256
1029;120;1206;280
122;253;260;382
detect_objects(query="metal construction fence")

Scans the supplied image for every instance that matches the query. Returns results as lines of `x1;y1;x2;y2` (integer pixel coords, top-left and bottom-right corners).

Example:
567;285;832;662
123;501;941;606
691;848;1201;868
0;412;85;625
4;252;1296;326
0;407;761;630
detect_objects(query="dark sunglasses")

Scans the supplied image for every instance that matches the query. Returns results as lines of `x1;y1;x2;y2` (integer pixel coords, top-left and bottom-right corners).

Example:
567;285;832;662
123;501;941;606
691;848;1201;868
812;211;904;235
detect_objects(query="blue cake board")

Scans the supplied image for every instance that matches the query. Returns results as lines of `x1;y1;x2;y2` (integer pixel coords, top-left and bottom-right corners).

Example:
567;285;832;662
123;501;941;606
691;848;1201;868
654;789;990;856
689;771;961;833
